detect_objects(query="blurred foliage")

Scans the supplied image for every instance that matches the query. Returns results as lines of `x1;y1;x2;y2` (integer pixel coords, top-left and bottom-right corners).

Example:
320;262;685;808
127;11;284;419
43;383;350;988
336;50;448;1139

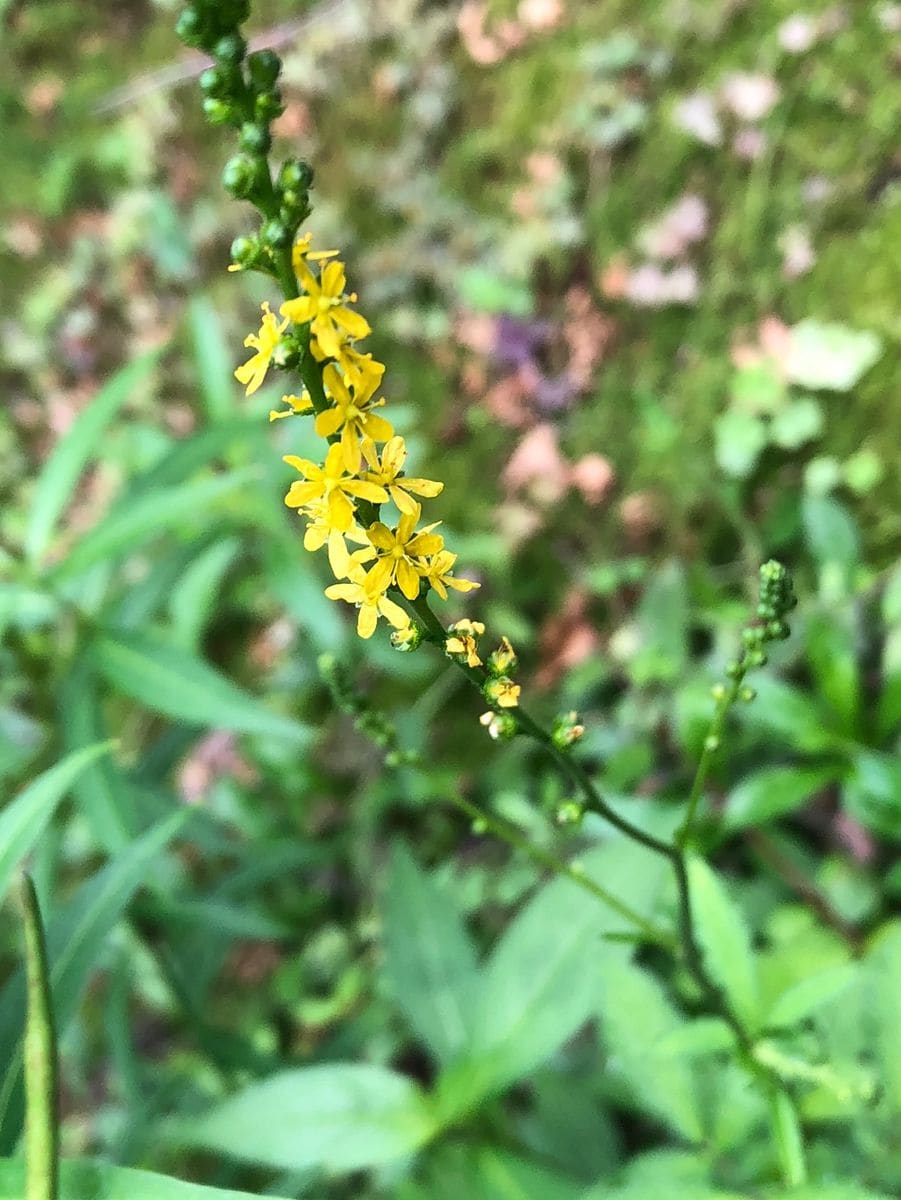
0;0;900;1197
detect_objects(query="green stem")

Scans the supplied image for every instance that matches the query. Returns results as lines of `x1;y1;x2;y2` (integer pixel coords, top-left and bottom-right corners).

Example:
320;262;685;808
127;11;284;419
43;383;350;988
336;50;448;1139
18;874;59;1200
448;792;673;947
677;677;741;848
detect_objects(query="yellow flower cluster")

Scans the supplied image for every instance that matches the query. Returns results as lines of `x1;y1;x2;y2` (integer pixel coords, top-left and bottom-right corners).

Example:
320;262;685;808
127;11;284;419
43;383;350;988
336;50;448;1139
234;233;479;639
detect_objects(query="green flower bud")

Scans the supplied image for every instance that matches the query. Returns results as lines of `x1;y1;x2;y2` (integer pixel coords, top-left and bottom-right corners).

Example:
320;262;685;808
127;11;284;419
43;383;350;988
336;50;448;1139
239;122;272;155
222;153;259;198
175;7;206;48
214;32;246;65
556;800;584;827
278;158;315;192
230;234;258;267
255;89;284;122
203;97;235;125
390;623;424;652
704;735;720;753
262;218;290;249
247;49;281;89
739;685;757;702
199;66;228;96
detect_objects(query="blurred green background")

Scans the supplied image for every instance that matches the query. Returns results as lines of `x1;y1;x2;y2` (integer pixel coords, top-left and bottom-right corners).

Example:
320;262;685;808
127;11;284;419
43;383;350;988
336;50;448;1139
1;1;900;1197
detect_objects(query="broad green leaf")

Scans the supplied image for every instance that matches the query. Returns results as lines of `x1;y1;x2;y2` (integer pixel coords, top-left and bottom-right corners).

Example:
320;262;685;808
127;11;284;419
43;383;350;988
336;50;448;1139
383;843;480;1066
398;1145;582;1200
189;295;236;423
0;742;114;903
0;811;189;1148
866;921;901;1112
722;765;838;832
0;1158;291;1199
843;752;901;840
598;960;705;1143
770;397;824;450
631;560;688;684
93;630;307;743
805;614;860;733
687;857;761;1032
802;495;860;585
53;471;254;581
739;677;834;754
786;319;883;392
714;409;767;478
657;1017;735;1059
464;839;665;1099
167;537;241;652
177;1064;434;1171
766;963;858;1029
24;350;160;564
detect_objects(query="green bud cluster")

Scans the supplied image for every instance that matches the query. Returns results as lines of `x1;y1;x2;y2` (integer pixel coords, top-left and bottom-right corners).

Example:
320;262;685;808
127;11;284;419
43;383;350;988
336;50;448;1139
725;560;797;680
317;654;400;754
176;2;315;274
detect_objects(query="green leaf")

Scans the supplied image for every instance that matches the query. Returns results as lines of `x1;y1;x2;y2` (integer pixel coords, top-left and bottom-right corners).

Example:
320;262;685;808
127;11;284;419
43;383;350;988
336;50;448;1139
843;752;901;840
786;320;883;392
52;471;254;581
866;921;901;1112
631;560;688;684
769;1088;807;1188
687;856;761;1032
766;963;859;1029
805;614;860;733
383;843;480;1067
714;409;767;478
722;765;838;832
177;1064;434;1172
802;496;860;584
770;396;824;450
167;537;241;652
0;1158;292;1199
770;1186;894;1200
598;960;705;1143
24;350;161;564
93;630;308;743
739;677;834;754
188;295;235;423
399;1145;583;1200
0;742;114;904
0;811;189;1148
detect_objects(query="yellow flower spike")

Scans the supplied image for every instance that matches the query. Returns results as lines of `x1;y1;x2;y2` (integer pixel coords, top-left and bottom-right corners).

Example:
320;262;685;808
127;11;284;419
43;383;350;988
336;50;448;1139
484;676;521;709
269;392;313;422
235;302;288;395
316;363;394;473
283;443;387;532
325;562;411;640
364;502;445;601
419;548;479;601
445;619;486;669
280;259;371;359
360;436;444;516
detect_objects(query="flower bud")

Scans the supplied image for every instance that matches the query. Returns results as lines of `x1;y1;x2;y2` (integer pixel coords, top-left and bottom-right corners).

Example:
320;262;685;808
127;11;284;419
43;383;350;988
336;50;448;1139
230;234;258;268
203;97;235;126
222;153;259;198
255;89;284;122
487;636;517;677
247;49;281;89
214;32;246;65
390;623;424;653
262;219;290;249
552;711;585;749
556;800;584;827
175;7;206;48
279;158;315;192
239;122;272;155
479;710;517;740
199;66;228;97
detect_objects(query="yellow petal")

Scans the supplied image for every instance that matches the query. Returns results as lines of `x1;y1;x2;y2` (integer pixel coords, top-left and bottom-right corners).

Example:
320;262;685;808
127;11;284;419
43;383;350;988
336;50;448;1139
357;603;378;639
403;478;444;498
378;595;411;630
333;305;371;340
280;296;316;324
390;485;418;516
327;488;354;531
365;558;394;595
362;412;394;443
320;259;347;299
344;479;389;503
315;407;344;438
366;522;395;552
283;454;321;479
285;481;322;507
396;558;420;600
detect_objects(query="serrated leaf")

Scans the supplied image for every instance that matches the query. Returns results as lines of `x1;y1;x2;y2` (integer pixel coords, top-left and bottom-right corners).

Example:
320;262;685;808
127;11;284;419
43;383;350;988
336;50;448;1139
722;765;837;832
0;742;114;903
93;630;307;743
24;350;161;564
383;843;480;1067
687;857;761;1032
53;471;254;581
176;1064;434;1171
0;1157;291;1199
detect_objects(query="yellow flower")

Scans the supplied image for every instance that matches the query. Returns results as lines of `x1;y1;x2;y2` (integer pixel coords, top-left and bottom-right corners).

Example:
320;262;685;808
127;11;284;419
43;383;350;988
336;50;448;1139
283;443;387;532
487;636;517;675
484;676;521;708
419;548;479;601
296;502;372;577
364;503;444;601
269;392;313;422
337;344;386;393
360;436;444;516
292;232;339;274
280;260;371;359
315;363;394;473
235;302;288;395
445;619;486;668
326;562;411;640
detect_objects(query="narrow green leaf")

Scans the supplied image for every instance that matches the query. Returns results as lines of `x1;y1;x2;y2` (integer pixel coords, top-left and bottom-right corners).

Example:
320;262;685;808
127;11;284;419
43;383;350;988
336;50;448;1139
598;960;705;1143
805;614;860;734
0;742;114;904
52;471;254;581
25;351;161;564
189;296;236;423
383;843;480;1067
93;630;308;743
723;766;838;832
769;1088;807;1187
0;812;189;1149
866;921;901;1112
176;1064;434;1172
0;1158;292;1200
167;537;240;652
687;857;761;1032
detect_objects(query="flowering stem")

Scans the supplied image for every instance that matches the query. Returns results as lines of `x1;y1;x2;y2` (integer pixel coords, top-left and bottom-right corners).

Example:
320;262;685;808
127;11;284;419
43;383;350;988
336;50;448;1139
447;792;673;947
676;677;741;849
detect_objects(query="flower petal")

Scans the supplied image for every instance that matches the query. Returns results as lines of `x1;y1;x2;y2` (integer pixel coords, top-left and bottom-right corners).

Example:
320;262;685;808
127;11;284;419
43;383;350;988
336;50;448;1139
282;455;321;479
403;478;444;498
357;603;378;639
315;407;344;438
327;488;354;531
280;296;316;324
333;305;371;340
320;260;347;299
285;481;322;508
407;531;444;557
366;522;394;551
362;412;394;443
378;595;411;630
396;558;421;600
